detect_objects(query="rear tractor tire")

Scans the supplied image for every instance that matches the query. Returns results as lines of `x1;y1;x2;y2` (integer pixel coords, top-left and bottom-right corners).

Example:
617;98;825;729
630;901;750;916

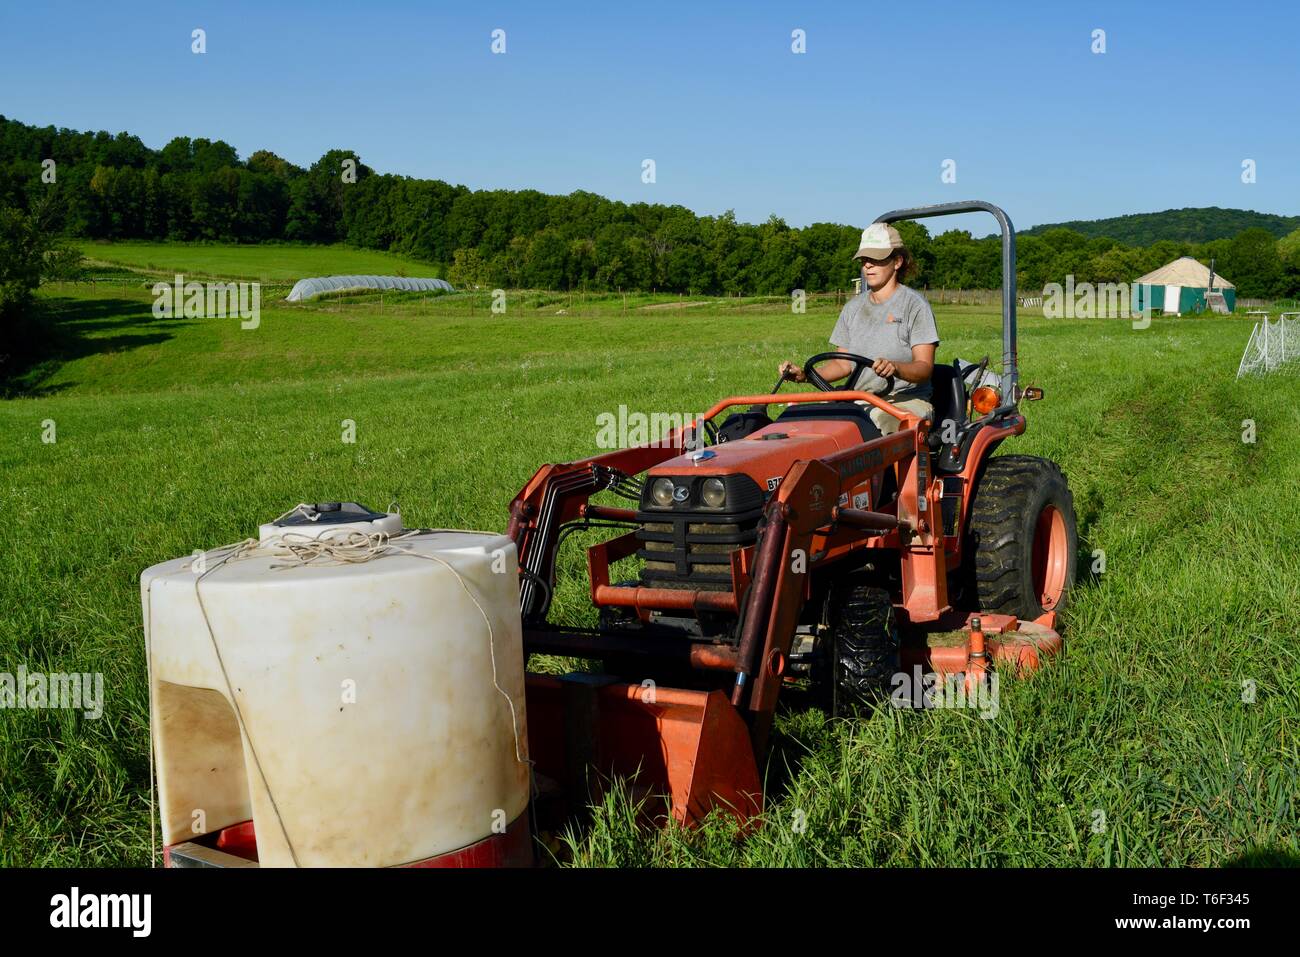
813;581;900;717
967;455;1078;620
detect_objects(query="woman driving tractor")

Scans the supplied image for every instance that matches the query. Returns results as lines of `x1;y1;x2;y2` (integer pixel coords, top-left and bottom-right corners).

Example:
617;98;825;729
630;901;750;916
779;223;939;436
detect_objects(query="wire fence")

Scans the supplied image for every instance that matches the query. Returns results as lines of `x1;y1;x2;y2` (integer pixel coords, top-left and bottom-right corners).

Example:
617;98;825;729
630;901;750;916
1237;313;1300;378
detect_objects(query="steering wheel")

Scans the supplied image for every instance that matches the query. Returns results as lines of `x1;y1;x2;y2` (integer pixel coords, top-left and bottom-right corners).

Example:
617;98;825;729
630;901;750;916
801;352;894;394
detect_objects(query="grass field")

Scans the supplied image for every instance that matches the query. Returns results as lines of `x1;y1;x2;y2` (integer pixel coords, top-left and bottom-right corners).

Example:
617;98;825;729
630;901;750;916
76;240;444;283
2;246;1298;867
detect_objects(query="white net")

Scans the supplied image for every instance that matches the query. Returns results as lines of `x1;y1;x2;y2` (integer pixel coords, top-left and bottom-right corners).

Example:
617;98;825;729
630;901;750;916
1236;313;1300;379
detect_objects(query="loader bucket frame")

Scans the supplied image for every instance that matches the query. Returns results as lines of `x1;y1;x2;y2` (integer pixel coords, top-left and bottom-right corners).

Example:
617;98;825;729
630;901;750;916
524;675;762;828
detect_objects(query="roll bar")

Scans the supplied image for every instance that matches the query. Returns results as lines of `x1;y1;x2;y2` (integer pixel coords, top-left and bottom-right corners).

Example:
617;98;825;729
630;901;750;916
873;200;1018;411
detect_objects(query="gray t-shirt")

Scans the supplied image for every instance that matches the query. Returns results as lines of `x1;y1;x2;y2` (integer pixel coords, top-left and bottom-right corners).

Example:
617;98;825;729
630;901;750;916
829;285;940;400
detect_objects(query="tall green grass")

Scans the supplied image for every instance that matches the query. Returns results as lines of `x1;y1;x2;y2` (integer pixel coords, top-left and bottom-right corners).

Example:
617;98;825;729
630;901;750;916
1;271;1296;866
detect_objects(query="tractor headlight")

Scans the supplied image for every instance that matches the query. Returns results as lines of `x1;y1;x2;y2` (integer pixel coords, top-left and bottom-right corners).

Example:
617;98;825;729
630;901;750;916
650;477;676;507
701;478;727;508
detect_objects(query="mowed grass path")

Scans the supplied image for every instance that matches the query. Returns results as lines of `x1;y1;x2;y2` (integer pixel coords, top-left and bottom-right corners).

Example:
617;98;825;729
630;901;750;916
76;240;444;283
2;270;1298;866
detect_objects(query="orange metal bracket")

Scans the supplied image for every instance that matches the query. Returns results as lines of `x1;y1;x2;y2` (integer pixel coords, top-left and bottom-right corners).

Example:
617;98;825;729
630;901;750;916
524;675;763;828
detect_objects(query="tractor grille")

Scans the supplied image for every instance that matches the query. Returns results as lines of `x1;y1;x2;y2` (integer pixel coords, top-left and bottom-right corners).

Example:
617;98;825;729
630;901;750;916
634;473;765;592
636;518;760;591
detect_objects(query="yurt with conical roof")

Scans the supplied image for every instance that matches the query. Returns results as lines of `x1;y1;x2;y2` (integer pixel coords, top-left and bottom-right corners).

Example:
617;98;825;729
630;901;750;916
1131;257;1235;316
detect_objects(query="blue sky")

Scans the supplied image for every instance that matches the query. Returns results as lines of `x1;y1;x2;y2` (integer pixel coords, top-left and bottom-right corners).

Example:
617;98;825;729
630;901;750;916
2;0;1296;235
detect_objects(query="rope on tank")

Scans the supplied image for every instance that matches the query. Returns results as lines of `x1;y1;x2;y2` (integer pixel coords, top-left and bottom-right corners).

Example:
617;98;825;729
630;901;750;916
189;541;304;866
189;527;532;775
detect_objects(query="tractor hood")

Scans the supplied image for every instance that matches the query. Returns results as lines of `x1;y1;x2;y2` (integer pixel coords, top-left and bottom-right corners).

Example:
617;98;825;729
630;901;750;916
647;419;867;494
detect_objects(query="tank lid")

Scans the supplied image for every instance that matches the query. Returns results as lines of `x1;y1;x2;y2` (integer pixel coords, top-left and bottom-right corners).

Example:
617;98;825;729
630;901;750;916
273;502;389;527
259;502;403;545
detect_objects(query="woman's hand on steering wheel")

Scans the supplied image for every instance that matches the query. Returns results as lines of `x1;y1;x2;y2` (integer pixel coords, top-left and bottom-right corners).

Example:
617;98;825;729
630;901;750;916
777;360;807;383
871;357;898;379
801;352;893;394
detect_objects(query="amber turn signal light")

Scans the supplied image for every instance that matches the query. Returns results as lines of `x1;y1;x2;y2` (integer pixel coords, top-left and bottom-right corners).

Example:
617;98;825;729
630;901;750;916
971;385;1000;415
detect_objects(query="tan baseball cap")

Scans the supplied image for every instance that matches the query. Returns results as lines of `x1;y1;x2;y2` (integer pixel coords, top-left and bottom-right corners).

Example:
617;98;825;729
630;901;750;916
853;223;904;260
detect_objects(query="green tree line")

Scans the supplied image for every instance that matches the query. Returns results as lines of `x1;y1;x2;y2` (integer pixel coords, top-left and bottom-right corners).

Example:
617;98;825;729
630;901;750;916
1024;207;1300;245
4;115;1299;298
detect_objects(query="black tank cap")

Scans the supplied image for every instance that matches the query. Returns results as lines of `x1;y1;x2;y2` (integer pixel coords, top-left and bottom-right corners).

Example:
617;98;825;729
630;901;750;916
274;502;389;526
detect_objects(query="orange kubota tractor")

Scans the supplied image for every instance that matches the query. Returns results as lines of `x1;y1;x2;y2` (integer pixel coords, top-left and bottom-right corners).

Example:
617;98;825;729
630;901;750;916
510;201;1078;830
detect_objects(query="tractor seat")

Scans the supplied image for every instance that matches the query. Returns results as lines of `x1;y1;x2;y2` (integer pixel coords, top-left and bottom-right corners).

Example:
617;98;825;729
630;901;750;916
928;362;967;434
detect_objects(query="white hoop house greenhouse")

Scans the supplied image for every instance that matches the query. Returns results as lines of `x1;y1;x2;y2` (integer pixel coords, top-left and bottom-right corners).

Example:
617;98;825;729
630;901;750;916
285;275;454;301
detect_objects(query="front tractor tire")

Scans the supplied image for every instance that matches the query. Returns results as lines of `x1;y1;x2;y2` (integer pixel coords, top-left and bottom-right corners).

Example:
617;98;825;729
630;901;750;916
813;581;900;717
967;455;1078;620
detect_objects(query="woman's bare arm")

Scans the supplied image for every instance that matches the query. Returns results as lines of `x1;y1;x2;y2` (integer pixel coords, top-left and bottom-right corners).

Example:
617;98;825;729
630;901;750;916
871;343;935;384
781;346;933;387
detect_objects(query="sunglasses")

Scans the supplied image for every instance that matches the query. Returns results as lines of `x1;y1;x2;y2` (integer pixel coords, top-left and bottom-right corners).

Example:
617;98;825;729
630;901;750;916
860;254;898;266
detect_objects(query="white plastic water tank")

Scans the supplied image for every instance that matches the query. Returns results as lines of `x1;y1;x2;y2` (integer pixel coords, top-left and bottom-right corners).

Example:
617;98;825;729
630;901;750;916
141;503;530;867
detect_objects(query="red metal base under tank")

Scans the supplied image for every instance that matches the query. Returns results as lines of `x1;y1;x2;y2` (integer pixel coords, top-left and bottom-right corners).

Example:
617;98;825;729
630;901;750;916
162;811;534;868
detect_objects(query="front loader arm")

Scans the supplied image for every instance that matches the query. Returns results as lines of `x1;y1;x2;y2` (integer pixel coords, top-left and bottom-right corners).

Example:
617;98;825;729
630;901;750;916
733;421;951;757
508;432;696;622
